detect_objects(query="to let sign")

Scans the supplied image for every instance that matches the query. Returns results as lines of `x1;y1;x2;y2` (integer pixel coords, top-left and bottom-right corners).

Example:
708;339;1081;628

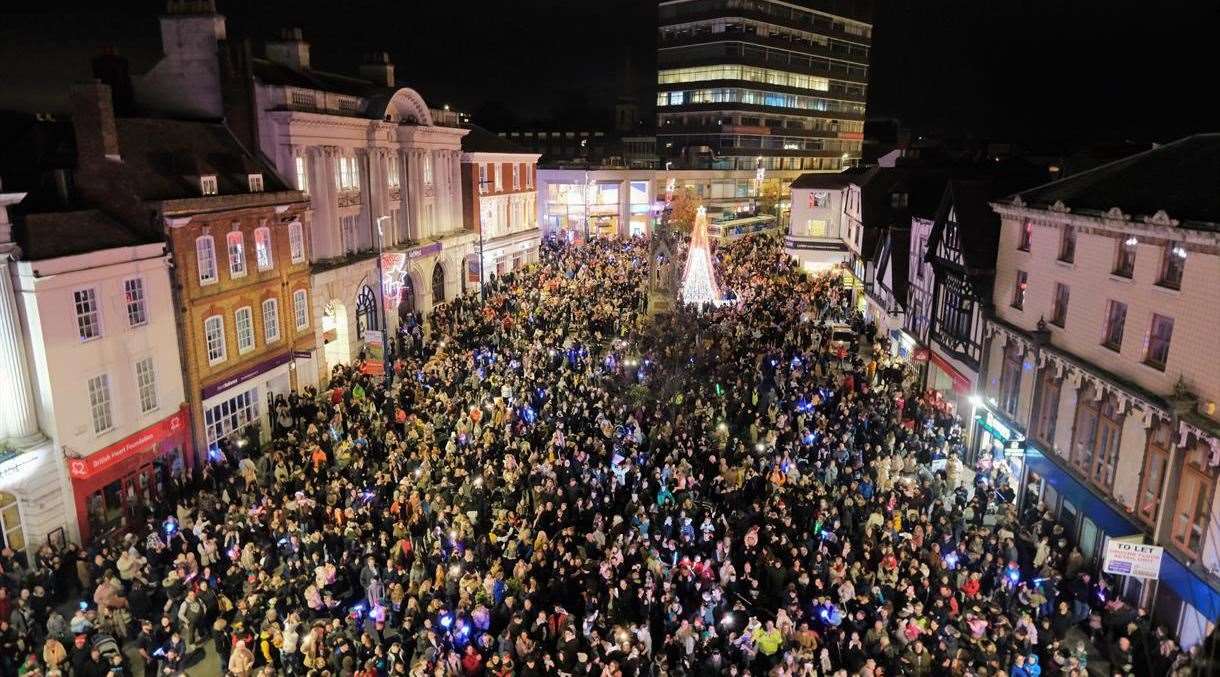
1103;540;1163;579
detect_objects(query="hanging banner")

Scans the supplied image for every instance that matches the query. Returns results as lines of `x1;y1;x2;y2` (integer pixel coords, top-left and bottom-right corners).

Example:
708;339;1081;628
1103;540;1163;579
362;330;385;377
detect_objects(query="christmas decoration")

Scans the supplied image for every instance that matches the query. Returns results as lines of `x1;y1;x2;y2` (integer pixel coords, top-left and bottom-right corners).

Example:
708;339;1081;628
681;207;722;308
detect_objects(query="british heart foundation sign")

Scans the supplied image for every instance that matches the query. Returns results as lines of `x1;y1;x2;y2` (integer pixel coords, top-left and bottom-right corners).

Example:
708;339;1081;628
68;406;187;480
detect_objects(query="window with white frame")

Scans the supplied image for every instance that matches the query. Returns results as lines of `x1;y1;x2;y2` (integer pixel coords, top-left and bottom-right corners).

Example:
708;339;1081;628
493;163;502;192
479;163;488;193
196;235;218;285
135;357;157;414
512;163;520;191
336;156;360;190
423;153;434;187
234;306;255;354
200;175;218;196
263;298;281;343
204;387;259;448
526;163;533;188
254;226;274;270
74;288;102;341
124;278;147;327
87;374;114;434
293;289;309;330
227;230;246;278
247;174;264;192
289;222;305;263
295;156;309;195
204;315;226;365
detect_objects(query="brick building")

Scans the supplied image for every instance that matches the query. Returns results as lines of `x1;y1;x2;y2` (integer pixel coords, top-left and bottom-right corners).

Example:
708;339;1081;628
459;126;541;283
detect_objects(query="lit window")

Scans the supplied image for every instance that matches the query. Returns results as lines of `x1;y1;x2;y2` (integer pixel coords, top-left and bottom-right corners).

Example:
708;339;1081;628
204;315;226;365
479;163;488;194
247;174;264;192
227;230;246;278
1018;219;1033;251
295;156;309;195
263;298;281;343
1158;242;1185;290
254;226;274;270
293;289;309;330
812;191;829;207
196;236;218;285
1114;237;1137;278
135;357;157;414
87;374;113;434
1145;314;1174;370
200;175;218;196
74;288;102;341
289;222;305;263
235;306;255;354
1102;300;1126;352
387;155;400;188
423;153;434;187
124;278;148;327
1011;270;1028;310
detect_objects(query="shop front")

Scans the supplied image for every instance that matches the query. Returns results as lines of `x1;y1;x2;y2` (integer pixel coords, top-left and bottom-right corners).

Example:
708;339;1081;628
69;405;192;545
200;352;294;453
927;351;972;419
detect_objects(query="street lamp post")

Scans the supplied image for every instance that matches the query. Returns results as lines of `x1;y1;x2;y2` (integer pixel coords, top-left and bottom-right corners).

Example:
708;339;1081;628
375;215;393;386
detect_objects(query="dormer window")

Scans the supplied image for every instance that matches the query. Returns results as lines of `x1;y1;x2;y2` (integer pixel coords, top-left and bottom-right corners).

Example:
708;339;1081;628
200;175;218;196
248;174;264;192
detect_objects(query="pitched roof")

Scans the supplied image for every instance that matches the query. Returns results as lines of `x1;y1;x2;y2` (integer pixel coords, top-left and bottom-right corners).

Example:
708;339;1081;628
114;117;293;202
461;125;532;155
17;209;154;261
790;166;867;190
1012;133;1220;231
252;58;388;100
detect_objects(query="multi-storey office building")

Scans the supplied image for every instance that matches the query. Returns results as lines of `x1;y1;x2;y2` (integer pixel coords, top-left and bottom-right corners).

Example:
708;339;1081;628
657;0;872;171
982;136;1220;647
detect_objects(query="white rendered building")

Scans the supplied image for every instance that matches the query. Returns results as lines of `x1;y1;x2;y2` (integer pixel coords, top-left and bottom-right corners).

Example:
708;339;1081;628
982;136;1220;647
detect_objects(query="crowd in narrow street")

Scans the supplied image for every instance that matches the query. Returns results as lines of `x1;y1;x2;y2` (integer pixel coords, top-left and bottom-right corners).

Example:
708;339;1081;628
0;235;1199;676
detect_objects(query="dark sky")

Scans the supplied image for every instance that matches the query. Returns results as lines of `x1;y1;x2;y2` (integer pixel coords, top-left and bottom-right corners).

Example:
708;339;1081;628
0;0;1214;144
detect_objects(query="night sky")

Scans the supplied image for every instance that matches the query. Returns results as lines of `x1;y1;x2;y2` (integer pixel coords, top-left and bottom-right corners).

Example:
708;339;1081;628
0;0;1213;144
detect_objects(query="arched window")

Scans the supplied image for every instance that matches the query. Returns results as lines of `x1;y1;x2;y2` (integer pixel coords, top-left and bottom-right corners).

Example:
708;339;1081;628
398;275;416;320
432;262;445;305
356;285;379;336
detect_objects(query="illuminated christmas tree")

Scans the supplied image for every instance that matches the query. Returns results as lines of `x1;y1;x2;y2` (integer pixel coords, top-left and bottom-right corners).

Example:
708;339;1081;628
681;206;722;307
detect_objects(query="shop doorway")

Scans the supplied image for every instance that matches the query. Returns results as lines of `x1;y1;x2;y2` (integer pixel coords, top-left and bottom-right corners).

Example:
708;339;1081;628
397;274;416;323
431;262;446;305
322;300;350;370
0;492;24;552
355;285;380;337
85;461;171;542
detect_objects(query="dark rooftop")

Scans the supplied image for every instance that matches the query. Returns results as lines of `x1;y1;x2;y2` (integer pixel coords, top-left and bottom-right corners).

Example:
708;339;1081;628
18;209;154;261
790;166;867;190
461;125;533;155
1012;133;1220;230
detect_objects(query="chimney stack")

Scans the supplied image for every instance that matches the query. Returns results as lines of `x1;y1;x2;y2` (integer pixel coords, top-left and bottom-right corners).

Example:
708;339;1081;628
266;28;310;71
359;51;395;88
70;80;121;163
91;47;135;116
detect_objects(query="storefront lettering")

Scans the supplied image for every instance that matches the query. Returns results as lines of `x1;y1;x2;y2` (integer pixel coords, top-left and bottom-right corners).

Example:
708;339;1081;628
68;407;188;480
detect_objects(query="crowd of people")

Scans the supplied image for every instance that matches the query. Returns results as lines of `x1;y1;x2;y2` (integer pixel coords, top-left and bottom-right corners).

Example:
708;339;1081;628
0;234;1204;676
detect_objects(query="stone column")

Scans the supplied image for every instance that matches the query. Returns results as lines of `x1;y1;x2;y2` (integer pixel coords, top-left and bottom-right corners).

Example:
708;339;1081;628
0;191;45;447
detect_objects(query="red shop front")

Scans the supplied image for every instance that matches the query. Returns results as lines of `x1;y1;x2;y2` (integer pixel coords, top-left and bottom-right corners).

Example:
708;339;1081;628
68;405;194;545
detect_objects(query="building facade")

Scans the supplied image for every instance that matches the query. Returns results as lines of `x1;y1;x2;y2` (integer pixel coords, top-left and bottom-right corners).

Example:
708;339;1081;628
785;170;853;272
0;191;66;556
12;239;188;545
249;33;476;378
460;128;542;282
656;0;871;170
537;167;802;240
981;136;1220;647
